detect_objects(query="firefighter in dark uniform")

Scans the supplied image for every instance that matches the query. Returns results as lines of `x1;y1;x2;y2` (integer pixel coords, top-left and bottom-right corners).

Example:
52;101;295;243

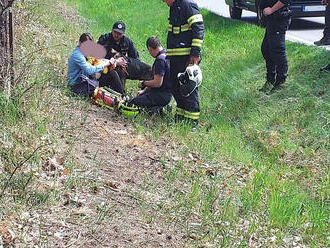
97;21;152;91
97;21;139;59
259;0;291;94
162;0;205;124
130;36;172;112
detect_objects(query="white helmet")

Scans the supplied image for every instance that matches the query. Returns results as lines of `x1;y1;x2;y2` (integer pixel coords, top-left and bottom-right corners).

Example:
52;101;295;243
177;64;202;97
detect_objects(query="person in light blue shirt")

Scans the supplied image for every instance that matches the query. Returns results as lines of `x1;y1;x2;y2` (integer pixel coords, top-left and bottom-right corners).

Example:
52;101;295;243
67;33;124;96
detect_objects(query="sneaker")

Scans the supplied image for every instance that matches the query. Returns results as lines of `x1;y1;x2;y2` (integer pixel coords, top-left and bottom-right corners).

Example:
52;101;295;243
320;63;330;72
314;38;330;46
259;81;273;93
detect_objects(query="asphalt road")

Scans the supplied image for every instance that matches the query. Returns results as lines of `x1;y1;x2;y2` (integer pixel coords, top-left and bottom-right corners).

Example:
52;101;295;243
195;0;329;50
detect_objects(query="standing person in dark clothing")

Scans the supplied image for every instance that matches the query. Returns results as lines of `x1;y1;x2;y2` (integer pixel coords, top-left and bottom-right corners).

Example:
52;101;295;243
129;36;172;112
259;0;291;94
315;0;330;72
162;0;205;125
314;0;330;46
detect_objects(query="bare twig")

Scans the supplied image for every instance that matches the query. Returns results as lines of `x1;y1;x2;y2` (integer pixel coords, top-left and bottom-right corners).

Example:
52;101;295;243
0;143;51;198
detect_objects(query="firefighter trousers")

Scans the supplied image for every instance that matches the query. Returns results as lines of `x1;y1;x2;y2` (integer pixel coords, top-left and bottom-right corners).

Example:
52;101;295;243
169;56;200;122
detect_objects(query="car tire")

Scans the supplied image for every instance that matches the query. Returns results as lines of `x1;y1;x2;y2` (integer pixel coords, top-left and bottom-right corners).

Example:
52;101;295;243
229;6;242;19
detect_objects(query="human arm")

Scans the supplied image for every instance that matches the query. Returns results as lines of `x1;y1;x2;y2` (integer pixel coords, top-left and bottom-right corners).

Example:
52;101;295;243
139;74;163;88
97;33;110;46
186;2;204;64
138;58;166;88
127;38;139;59
73;51;106;76
263;0;286;16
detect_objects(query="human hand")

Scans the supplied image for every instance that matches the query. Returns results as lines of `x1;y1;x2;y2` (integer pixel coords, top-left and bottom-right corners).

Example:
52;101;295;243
189;56;201;65
92;72;101;80
100;59;111;67
138;80;145;89
137;88;147;96
116;57;127;67
321;0;327;5
263;7;273;16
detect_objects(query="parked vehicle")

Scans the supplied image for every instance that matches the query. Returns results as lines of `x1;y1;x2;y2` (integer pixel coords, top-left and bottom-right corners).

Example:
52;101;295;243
225;0;325;25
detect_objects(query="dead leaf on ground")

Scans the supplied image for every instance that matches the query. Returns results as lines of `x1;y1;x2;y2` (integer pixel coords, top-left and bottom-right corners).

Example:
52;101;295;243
42;157;58;171
127;136;147;148
103;181;118;189
0;225;14;245
63;168;70;175
56;157;65;165
71;206;94;216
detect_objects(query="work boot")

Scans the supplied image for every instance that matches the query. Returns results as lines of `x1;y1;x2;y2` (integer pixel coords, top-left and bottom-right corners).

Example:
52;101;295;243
259;81;273;93
314;37;330;46
320;63;330;72
268;80;285;94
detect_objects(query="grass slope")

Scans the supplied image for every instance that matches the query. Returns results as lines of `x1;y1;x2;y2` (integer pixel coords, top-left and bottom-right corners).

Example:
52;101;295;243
0;0;329;246
63;0;329;245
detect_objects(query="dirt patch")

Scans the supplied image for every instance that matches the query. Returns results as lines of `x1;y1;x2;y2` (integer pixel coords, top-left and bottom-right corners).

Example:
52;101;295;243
4;104;185;247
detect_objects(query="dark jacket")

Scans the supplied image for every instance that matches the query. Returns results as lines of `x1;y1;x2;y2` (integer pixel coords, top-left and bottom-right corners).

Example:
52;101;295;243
166;0;205;58
97;33;139;59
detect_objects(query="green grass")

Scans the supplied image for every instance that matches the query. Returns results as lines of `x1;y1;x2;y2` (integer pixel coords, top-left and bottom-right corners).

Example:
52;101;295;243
1;0;329;246
62;0;329;245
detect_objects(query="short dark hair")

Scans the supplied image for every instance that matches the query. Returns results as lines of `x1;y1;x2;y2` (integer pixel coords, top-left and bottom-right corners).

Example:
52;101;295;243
146;36;162;49
79;33;93;43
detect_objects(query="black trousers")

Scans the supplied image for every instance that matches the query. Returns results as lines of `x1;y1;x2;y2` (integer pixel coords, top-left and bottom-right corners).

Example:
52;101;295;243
70;75;99;97
130;90;171;108
98;70;124;95
324;4;330;39
170;56;200;113
261;17;290;83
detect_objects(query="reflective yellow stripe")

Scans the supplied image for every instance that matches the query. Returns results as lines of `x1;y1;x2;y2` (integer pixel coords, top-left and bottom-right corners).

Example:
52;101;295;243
191;38;203;47
187;14;203;25
168;23;191;33
173;26;180;34
181;24;190;31
184;110;200;120
121;105;139;111
176;107;185;116
167;47;191;56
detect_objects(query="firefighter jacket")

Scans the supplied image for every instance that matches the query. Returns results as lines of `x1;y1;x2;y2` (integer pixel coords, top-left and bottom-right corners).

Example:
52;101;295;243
97;33;139;59
166;0;205;58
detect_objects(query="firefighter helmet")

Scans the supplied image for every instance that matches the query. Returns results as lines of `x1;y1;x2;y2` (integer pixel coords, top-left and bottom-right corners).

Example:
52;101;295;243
177;64;202;97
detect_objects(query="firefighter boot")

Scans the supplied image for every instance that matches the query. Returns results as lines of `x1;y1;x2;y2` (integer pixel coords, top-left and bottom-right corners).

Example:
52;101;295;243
259;81;273;93
268;79;285;94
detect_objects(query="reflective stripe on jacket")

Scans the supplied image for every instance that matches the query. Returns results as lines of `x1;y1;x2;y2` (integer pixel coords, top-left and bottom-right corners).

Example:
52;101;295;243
167;0;205;57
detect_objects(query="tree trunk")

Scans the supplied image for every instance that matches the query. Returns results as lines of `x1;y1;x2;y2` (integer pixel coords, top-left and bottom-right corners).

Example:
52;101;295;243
0;0;14;99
